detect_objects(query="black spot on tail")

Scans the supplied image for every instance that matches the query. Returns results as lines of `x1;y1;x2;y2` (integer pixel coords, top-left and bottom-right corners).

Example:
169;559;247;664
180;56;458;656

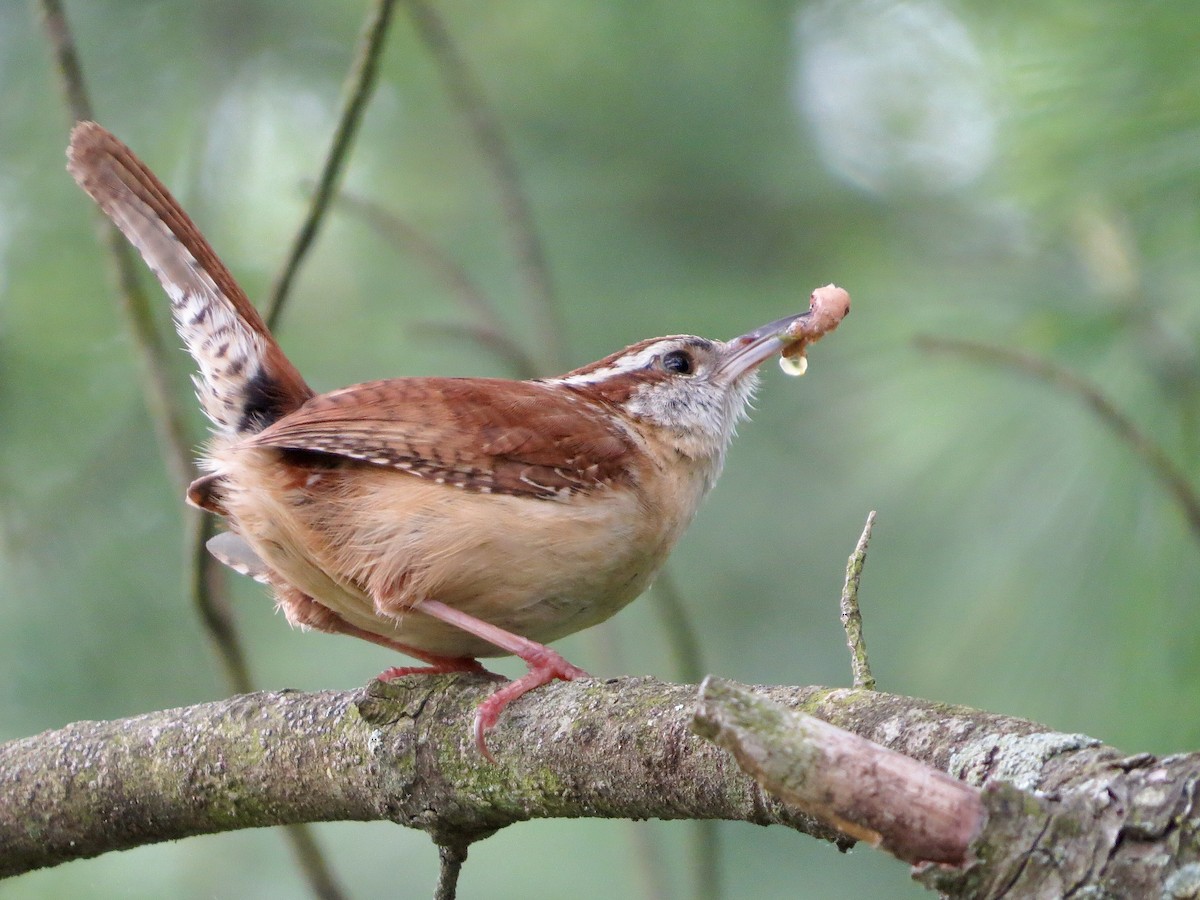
279;447;348;469
239;366;293;434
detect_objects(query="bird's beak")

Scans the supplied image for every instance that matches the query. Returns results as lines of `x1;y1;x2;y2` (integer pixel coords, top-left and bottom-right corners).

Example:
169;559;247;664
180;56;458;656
717;311;812;382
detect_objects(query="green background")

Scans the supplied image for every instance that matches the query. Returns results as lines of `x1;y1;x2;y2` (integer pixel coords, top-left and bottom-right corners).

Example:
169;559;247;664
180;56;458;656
3;1;1199;897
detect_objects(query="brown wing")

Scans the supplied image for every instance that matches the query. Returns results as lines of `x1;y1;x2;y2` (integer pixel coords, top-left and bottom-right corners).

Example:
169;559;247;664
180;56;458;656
247;378;635;500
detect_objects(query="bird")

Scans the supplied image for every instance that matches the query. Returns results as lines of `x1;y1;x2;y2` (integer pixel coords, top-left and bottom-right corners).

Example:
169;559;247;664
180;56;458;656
66;121;847;757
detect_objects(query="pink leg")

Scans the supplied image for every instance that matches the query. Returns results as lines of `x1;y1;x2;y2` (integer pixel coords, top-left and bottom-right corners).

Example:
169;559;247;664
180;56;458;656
282;584;584;758
330;620;491;678
277;584;489;676
416;599;590;760
377;659;490;679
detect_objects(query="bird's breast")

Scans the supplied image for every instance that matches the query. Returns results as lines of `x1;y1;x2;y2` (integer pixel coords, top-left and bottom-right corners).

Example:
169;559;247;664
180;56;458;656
212;444;712;658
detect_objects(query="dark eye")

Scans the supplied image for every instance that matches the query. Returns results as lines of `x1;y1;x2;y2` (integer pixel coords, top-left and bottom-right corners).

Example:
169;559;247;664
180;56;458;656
661;349;694;375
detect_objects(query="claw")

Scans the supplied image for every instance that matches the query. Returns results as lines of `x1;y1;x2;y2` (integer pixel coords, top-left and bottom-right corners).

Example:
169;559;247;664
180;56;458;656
472;647;589;761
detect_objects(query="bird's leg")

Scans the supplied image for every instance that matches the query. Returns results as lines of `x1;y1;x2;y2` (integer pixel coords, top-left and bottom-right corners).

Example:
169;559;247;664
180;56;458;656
278;584;490;676
377;658;491;678
415;599;590;760
274;558;584;757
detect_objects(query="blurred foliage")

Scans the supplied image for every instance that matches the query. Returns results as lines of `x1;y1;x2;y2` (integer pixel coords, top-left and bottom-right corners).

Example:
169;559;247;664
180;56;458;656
2;0;1199;898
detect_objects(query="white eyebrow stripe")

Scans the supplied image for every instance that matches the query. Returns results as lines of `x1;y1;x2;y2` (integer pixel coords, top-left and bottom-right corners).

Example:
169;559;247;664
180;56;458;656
555;343;666;386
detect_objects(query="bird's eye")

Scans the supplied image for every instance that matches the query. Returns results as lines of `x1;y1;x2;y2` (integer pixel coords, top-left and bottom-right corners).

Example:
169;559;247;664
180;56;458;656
661;349;694;375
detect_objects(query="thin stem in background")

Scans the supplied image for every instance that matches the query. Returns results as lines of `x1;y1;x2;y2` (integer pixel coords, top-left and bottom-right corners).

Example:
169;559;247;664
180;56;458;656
185;527;349;899
39;0;249;689
186;510;253;693
650;571;707;684
40;0;251;698
38;0;194;493
265;0;398;329
38;3;348;898
283;822;350;900
403;0;566;374
331;190;541;378
916;336;1200;545
409;321;542;382
649;576;719;900
627;822;672;900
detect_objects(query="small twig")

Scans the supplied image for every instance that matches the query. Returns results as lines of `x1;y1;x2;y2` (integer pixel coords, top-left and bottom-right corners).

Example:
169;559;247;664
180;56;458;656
38;0;194;492
265;0;398;329
916;336;1200;544
692;677;984;866
840;511;877;692
434;840;469;900
403;0;565;372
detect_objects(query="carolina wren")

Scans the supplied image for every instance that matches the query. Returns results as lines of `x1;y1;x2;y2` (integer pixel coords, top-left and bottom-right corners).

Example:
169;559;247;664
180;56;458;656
67;122;848;757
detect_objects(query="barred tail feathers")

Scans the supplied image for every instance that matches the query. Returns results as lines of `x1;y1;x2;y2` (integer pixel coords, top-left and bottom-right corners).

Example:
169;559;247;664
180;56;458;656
67;122;312;435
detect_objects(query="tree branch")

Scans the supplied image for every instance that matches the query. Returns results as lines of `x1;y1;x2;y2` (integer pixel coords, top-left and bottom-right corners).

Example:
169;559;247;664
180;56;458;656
8;672;1194;896
0;677;840;878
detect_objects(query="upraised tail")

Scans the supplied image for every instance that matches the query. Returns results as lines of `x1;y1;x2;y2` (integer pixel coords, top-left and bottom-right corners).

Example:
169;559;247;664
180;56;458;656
67;122;312;435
